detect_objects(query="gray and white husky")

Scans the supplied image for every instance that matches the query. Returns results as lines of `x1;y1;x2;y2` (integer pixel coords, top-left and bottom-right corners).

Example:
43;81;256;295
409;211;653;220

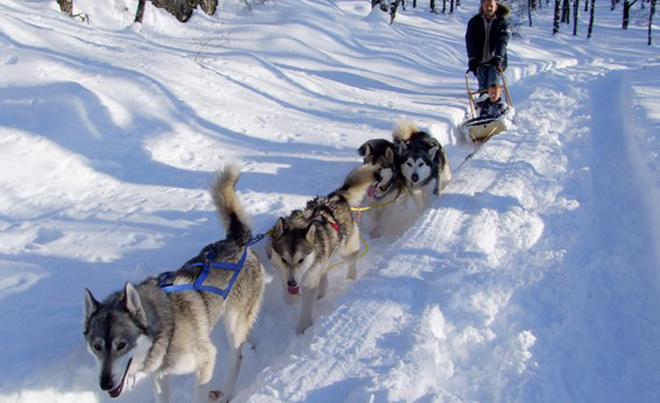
83;164;265;403
267;164;378;334
393;120;452;212
358;138;405;237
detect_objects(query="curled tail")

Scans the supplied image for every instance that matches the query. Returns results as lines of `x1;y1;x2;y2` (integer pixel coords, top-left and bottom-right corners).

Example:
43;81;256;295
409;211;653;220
392;119;421;142
335;164;379;207
211;163;252;245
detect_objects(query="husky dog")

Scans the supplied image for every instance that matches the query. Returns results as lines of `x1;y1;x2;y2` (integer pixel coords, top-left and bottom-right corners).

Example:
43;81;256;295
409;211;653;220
267;164;378;334
358;139;405;237
83;164;265;403
393;120;452;212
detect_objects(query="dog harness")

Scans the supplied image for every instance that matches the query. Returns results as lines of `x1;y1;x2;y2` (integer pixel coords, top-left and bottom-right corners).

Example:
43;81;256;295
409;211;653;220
157;234;264;299
311;205;341;233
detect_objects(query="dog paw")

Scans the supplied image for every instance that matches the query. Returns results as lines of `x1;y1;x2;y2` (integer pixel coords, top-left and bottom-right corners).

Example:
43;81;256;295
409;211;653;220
208;390;228;403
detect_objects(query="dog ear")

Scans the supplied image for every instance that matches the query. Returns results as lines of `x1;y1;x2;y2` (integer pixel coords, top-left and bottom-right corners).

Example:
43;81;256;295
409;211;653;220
385;147;395;164
305;224;316;244
429;146;438;161
397;141;407;155
358;142;371;157
274;217;286;238
123;283;148;327
83;288;100;323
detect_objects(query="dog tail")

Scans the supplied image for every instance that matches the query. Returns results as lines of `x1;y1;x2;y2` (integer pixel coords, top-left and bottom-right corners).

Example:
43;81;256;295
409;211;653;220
335;164;379;207
392;119;421;142
211;163;252;245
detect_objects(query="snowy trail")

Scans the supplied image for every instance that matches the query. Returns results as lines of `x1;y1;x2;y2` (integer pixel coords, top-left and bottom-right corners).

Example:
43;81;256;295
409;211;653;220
235;60;660;402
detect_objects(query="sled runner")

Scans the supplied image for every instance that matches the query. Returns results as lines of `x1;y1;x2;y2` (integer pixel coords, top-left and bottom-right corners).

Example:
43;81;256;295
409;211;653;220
460;70;513;143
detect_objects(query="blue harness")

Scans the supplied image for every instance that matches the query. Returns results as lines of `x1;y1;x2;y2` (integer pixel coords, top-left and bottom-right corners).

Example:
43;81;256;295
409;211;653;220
158;234;264;299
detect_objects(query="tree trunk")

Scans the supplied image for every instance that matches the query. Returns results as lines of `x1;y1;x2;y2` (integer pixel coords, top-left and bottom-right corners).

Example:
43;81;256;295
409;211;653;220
588;0;596;38
573;0;580;34
649;0;657;44
450;0;455;13
57;0;73;17
135;0;147;22
553;0;562;33
431;0;436;12
623;0;638;28
562;0;571;23
442;0;447;13
529;0;534;25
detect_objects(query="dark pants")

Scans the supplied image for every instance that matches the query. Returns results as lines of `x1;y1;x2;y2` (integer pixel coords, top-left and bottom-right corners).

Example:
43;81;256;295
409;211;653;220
477;64;501;91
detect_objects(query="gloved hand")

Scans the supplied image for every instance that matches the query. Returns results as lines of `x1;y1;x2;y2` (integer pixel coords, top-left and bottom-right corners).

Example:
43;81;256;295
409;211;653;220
489;56;503;71
468;58;479;73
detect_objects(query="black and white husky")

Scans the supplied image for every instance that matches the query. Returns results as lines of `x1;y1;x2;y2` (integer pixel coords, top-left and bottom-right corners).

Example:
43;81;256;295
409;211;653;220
267;164;378;334
83;164;265;403
358;138;405;237
393;120;452;212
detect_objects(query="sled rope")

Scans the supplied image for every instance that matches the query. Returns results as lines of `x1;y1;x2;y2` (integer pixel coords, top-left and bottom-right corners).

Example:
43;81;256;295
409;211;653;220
321;233;370;275
350;194;406;212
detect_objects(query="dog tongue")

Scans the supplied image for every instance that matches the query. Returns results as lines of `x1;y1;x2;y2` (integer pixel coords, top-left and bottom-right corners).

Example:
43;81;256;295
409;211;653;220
108;382;123;398
288;285;299;295
367;184;377;197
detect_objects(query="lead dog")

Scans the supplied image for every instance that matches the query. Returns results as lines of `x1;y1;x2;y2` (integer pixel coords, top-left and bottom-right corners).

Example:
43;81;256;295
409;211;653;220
267;164;378;334
83;164;265;403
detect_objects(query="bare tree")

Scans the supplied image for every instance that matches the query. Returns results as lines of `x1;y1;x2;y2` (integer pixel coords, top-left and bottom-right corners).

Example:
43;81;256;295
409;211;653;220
562;0;571;23
135;0;147;22
573;0;580;33
623;0;638;28
553;0;562;33
650;0;657;44
529;0;535;25
588;0;596;38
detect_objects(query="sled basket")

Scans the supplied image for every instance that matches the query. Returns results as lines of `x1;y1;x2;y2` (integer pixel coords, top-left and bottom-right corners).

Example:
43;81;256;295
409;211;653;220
462;116;507;143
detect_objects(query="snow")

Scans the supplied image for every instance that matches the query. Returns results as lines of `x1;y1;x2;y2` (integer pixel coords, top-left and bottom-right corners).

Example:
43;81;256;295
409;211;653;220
0;0;659;402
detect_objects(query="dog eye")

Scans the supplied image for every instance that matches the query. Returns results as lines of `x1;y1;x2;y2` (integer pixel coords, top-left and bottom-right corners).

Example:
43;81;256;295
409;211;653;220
406;161;413;167
93;343;102;352
117;342;127;351
297;258;304;265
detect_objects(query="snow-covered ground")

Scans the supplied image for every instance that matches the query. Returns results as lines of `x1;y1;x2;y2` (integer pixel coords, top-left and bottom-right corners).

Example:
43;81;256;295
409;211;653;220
0;0;659;402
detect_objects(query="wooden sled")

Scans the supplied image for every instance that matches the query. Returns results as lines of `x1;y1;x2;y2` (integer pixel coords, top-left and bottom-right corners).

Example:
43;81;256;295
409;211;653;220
460;69;513;143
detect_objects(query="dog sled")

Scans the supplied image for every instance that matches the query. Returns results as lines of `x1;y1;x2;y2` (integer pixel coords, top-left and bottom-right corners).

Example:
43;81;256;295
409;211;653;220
460;70;513;143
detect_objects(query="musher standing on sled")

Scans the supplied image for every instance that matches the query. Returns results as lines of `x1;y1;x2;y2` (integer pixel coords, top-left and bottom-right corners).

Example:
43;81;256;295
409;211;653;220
465;0;512;92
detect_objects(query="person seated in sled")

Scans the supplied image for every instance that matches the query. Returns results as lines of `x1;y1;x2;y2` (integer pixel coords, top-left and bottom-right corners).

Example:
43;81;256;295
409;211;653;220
465;0;512;92
476;83;508;119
